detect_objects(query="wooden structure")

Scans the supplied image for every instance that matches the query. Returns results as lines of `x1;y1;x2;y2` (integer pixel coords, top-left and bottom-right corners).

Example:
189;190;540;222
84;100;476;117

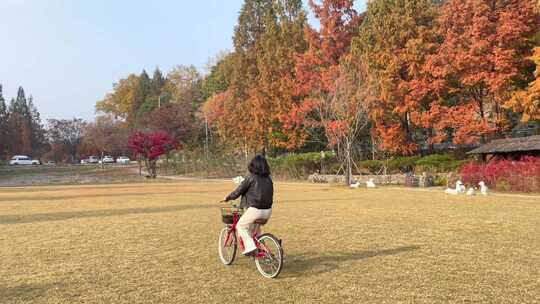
467;135;540;160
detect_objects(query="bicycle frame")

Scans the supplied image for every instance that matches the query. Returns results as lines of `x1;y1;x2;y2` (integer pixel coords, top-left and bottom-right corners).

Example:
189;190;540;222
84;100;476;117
223;209;268;258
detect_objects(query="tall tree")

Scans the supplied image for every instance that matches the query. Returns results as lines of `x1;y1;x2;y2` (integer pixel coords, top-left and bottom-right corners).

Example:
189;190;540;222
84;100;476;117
131;70;151;127
83;116;129;161
147;103;194;143
0;85;8;159
294;0;362;151
421;0;538;144
198;0;274;154
165;65;203;109
96;74;141;123
151;67;166;96
506;47;540;122
248;0;308;151
7;87;32;155
233;0;274;52
201;54;233;102
352;0;440;155
47;118;86;163
320;56;371;185
27;95;46;156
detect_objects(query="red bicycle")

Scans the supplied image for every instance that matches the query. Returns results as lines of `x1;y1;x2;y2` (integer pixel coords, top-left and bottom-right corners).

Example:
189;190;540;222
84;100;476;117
218;202;283;278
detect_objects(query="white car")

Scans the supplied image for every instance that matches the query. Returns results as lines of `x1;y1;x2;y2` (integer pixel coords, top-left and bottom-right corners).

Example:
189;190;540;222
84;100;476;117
81;156;99;165
102;156;115;164
116;156;130;165
9;155;41;165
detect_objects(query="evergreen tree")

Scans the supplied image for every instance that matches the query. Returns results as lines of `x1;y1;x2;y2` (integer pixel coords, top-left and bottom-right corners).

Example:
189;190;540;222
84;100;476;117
233;0;273;52
129;70;151;127
7;87;32;155
151;67;165;96
27;95;46;156
0;85;8;159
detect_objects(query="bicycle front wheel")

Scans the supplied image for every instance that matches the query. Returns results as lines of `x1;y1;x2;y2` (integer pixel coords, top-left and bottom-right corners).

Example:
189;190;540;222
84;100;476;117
255;233;283;278
218;226;237;265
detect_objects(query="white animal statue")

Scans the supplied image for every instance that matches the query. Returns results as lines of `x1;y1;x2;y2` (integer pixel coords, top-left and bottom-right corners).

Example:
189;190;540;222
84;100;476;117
466;187;475;196
479;181;488;195
349;181;360;188
233;176;245;184
366;178;377;188
445;180;465;195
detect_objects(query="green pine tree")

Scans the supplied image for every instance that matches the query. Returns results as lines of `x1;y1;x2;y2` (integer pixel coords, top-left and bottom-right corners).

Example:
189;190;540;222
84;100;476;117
151;67;165;96
0;85;8;159
27;95;46;156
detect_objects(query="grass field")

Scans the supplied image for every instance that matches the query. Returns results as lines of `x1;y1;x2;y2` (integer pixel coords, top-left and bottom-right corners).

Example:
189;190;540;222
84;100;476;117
0;165;146;187
1;181;539;303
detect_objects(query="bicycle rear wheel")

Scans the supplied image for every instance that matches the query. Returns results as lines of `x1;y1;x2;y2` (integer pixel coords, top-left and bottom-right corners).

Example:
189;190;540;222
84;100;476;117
218;226;237;265
255;233;283;278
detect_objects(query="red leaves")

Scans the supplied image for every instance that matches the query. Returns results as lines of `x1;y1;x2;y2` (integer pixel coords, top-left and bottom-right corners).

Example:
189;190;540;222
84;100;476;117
460;157;540;192
128;131;178;161
296;0;361;97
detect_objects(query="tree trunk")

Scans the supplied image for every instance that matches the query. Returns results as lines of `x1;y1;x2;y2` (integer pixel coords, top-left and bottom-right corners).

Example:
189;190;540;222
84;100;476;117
101;151;104;169
138;155;142;176
345;138;352;186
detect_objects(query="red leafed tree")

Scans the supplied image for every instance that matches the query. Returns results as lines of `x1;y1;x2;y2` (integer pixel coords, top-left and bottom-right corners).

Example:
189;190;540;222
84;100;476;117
421;0;539;144
295;0;363;184
128;131;178;178
319;56;371;185
296;0;361;99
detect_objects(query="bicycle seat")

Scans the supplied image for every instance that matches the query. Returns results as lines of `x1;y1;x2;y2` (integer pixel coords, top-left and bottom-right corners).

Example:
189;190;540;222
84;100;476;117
254;218;268;225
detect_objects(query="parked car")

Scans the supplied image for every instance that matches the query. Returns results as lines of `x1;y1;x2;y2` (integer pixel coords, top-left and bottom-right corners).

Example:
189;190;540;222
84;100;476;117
9;155;41;165
81;156;99;165
45;161;56;166
102;156;115;164
116;156;131;164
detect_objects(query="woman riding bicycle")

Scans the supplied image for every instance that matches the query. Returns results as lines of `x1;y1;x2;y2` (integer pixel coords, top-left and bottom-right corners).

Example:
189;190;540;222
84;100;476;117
224;154;273;256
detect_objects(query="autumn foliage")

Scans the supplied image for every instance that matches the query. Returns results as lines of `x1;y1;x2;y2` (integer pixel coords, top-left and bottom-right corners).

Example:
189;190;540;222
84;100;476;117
506;47;540;121
96;0;540;163
128;131;178;177
419;0;538;145
460;157;540;192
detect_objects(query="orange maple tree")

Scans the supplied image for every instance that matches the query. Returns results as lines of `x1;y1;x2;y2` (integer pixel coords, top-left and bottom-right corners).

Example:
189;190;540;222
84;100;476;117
295;0;362;144
506;46;540;122
421;0;539;144
352;0;439;155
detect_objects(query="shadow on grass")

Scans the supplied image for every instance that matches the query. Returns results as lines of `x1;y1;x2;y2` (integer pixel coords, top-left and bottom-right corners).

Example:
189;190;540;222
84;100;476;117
283;245;421;278
0;282;61;303
0;192;181;202
0;204;213;225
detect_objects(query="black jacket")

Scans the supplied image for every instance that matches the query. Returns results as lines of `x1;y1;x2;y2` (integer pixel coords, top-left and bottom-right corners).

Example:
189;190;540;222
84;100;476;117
226;174;273;209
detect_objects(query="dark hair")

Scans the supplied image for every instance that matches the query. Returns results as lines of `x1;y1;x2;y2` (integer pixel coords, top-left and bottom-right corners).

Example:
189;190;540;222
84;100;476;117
248;154;271;177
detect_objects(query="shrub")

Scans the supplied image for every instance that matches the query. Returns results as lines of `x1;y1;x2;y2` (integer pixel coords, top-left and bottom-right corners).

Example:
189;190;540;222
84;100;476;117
415;154;467;173
268;151;337;179
359;154;465;174
389;156;420;173
358;160;384;174
460;156;540;192
433;175;447;187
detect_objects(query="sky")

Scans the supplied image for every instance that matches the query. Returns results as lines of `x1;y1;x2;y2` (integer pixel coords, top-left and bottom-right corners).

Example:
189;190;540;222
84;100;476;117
0;0;367;121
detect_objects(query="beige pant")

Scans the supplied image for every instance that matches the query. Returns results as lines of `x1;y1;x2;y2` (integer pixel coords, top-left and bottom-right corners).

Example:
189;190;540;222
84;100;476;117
237;207;272;254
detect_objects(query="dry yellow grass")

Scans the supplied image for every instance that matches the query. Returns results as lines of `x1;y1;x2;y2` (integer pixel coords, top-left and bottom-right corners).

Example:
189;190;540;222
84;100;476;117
1;181;539;303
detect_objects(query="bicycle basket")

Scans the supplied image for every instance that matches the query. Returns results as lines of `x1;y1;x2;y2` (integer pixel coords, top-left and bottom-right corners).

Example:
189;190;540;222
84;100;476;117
221;207;244;224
